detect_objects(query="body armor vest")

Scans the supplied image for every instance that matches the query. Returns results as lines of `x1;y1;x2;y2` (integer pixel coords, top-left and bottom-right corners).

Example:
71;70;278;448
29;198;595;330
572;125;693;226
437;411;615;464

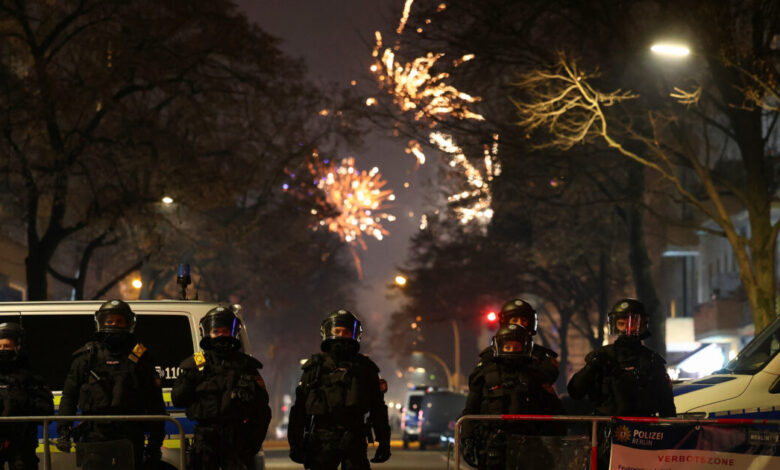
78;343;143;414
478;360;542;415
185;353;261;423
598;344;661;416
302;354;365;419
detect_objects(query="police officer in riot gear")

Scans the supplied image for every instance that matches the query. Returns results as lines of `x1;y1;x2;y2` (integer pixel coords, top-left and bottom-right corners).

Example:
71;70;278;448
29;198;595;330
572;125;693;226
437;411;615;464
489;298;560;386
567;298;675;470
172;305;271;470
462;324;563;469
288;309;391;469
0;322;53;469
56;300;166;470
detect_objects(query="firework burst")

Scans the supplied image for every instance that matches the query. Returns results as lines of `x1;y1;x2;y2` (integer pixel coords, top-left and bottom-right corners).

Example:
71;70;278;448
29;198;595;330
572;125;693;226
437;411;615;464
284;155;395;277
369;4;499;227
308;156;395;250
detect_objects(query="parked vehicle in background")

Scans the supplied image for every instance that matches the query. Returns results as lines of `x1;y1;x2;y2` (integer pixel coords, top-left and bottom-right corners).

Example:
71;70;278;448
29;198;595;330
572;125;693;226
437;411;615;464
0;300;265;469
401;387;466;450
418;390;466;450
401;387;426;449
674;314;780;419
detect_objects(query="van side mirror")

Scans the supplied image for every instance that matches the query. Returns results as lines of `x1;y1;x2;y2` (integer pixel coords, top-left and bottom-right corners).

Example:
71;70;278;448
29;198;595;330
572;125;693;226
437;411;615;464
771;376;780;394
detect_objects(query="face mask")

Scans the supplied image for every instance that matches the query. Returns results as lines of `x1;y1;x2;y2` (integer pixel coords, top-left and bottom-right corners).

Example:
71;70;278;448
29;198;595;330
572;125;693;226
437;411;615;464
0;350;16;362
211;336;239;353
327;339;358;359
100;331;133;350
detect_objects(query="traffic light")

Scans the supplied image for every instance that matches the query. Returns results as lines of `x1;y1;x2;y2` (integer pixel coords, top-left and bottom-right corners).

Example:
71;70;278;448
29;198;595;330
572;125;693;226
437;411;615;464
486;311;498;323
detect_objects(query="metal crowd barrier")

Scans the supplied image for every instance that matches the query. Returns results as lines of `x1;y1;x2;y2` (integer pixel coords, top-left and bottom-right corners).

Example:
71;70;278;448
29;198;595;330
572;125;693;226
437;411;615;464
454;414;780;470
0;414;186;470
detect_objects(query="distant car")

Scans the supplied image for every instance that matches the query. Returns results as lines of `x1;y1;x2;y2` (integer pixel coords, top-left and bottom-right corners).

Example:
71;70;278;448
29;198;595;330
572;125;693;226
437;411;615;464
401;388;426;449
417;391;466;450
402;387;466;450
275;421;288;440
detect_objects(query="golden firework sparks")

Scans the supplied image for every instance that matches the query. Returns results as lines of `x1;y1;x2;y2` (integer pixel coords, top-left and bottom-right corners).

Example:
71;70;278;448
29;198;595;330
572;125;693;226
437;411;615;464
309;157;395;250
432;132;501;226
371;9;498;226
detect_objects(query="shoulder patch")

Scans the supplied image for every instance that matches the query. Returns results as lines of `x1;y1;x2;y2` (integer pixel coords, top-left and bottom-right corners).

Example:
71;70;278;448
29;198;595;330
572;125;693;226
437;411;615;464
255;373;266;389
128;343;147;363
302;354;322;370
193;352;206;370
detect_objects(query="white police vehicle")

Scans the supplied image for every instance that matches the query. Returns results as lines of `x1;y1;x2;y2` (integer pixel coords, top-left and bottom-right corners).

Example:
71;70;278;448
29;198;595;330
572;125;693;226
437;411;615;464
0;300;264;469
674;314;780;419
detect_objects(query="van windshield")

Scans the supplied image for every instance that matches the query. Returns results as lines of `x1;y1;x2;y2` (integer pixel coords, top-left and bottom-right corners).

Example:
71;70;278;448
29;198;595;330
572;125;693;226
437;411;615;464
0;314;193;389
720;316;780;374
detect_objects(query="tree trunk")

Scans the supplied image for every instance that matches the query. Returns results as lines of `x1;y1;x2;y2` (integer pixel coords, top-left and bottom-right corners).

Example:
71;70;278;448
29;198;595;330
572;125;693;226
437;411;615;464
25;249;49;300
555;311;570;393
626;164;665;355
746;232;776;332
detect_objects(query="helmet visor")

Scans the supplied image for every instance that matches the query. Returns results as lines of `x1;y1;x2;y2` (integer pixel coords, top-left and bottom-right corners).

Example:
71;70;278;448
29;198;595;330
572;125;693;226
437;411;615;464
201;313;242;340
493;330;533;359
95;310;134;333
609;312;644;336
323;317;362;341
505;314;538;334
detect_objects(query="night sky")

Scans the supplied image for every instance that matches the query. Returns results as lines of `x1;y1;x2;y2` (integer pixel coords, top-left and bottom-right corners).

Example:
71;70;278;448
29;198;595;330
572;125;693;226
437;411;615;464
238;0;436;398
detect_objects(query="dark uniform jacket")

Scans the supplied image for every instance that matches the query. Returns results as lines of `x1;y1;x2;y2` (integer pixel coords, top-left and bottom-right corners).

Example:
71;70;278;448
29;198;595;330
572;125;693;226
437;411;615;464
479;344;560;386
0;359;54;453
172;349;270;456
567;337;676;417
288;351;390;450
461;356;565;443
58;340;166;445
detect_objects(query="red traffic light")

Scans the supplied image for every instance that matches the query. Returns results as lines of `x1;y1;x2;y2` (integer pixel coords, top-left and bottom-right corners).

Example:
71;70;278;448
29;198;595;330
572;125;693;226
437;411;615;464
486;311;498;322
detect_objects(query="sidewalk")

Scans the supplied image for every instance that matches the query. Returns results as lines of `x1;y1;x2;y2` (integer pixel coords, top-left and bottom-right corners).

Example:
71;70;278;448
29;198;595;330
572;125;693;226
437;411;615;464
263;439;420;450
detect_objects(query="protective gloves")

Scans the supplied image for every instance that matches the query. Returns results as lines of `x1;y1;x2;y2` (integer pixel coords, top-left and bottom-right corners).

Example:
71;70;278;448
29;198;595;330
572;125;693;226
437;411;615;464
143;446;162;464
463;438;478;468
289;446;306;464
55;427;72;453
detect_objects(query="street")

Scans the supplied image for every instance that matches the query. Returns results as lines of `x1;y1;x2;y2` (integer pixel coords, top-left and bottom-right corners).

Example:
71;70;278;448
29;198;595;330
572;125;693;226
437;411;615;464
263;446;453;469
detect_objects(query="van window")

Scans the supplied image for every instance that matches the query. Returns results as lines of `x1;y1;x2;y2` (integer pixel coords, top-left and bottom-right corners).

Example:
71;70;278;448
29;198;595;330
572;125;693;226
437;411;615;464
721;317;780;374
408;395;423;412
0;314;193;390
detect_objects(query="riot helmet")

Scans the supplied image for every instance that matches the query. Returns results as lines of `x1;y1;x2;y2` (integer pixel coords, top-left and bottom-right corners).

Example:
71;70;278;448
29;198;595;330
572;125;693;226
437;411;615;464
498;298;537;335
492;324;533;360
320;309;362;343
95;299;136;334
607;298;649;338
0;322;23;362
199;305;243;351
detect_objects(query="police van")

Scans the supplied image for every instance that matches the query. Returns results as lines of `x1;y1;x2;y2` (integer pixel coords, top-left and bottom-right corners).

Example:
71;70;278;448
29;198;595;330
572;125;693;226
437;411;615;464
0;300;265;469
673;313;780;419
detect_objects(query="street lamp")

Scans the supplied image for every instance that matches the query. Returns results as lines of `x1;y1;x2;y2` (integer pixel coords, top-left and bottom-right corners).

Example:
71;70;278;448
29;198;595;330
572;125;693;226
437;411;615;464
161;196;174;204
393;273;461;390
412;350;454;390
650;42;691;58
131;279;143;289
